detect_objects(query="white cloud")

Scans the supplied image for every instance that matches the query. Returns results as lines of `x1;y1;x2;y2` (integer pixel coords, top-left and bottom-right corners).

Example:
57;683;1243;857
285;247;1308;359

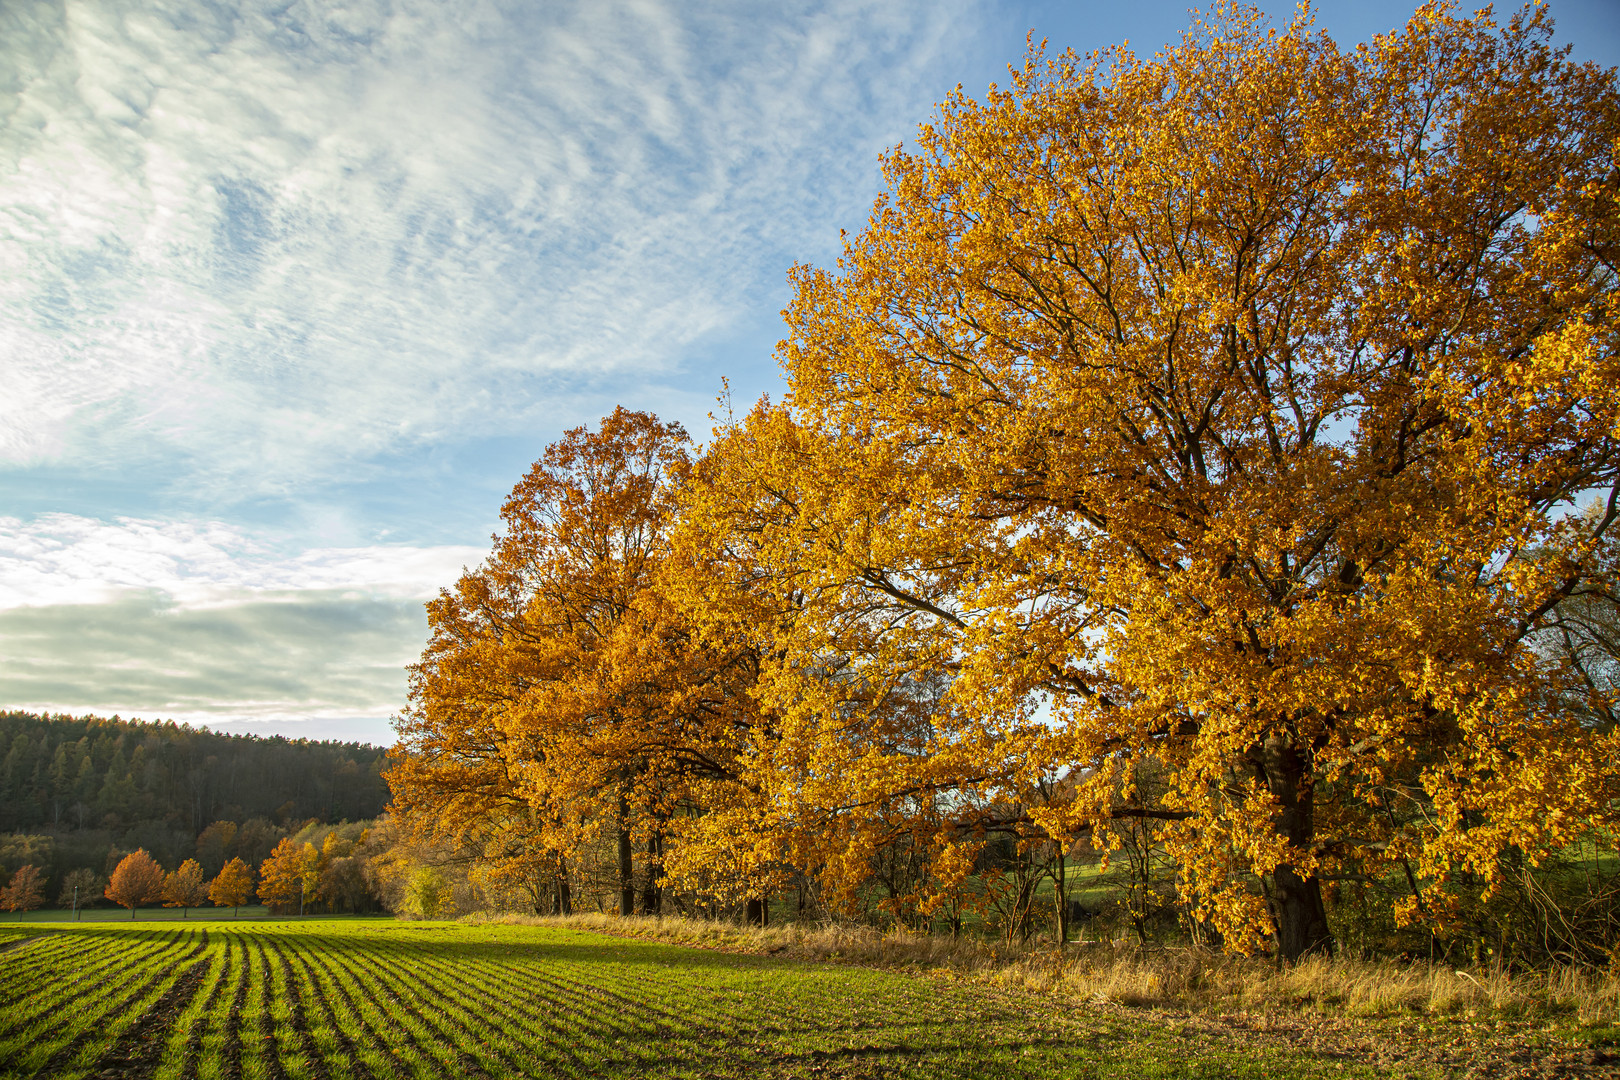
0;0;982;495
0;514;482;728
0;513;484;609
0;587;424;729
0;0;988;736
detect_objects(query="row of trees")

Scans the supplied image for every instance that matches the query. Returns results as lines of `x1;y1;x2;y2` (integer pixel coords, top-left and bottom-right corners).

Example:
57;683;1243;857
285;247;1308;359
390;4;1620;960
0;817;391;915
0;821;388;918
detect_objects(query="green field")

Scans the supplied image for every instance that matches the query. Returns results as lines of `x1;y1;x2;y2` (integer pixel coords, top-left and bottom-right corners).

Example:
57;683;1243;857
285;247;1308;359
0;919;1387;1079
1;904;287;923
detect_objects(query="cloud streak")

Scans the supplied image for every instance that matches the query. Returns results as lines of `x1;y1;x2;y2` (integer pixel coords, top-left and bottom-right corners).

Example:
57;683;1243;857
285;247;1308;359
0;513;484;608
1;0;982;496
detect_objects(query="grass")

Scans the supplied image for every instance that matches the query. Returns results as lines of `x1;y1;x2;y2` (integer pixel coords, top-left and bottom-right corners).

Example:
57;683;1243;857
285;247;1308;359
0;904;298;923
0;917;1443;1080
490;911;1620;1025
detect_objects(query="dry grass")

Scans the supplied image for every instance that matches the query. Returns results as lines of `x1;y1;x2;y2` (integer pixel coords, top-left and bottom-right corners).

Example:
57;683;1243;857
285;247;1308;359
1001;945;1620;1024
475;911;1620;1024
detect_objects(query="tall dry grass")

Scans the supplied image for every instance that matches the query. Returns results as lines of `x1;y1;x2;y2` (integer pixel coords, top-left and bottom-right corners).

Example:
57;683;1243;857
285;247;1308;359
475;911;1620;1024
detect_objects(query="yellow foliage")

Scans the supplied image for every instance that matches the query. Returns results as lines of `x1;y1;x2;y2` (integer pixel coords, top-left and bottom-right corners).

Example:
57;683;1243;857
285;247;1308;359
675;2;1620;957
390;3;1620;958
208;857;254;911
392;408;777;910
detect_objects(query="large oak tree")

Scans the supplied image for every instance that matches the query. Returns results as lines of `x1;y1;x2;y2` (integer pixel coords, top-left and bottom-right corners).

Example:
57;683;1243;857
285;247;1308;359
686;2;1620;957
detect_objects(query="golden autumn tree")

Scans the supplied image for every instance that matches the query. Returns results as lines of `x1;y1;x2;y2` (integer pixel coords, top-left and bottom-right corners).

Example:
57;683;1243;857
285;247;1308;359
393;408;775;919
258;838;321;915
106;850;166;919
162;859;209;917
683;3;1620;957
208;856;254;916
0;865;46;913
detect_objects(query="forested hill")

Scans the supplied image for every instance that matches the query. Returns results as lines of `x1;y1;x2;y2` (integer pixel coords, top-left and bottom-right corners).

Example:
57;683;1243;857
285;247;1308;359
0;711;390;836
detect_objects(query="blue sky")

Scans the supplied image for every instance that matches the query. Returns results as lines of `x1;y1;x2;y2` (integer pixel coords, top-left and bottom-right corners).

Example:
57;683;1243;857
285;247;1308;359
3;0;1617;747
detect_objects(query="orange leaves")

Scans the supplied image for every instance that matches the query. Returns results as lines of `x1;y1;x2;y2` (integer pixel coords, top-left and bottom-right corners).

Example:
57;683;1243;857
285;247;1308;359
393;409;776;904
258;838;321;911
162;859;209;909
106;849;165;913
208;857;254;910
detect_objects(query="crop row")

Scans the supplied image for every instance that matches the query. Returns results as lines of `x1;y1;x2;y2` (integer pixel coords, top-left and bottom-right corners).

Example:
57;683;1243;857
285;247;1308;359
0;921;1359;1079
0;922;984;1080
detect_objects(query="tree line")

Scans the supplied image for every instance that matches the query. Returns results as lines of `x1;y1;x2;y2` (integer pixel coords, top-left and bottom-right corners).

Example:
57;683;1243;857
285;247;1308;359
388;4;1620;963
0;818;390;917
0;712;391;911
0;712;389;835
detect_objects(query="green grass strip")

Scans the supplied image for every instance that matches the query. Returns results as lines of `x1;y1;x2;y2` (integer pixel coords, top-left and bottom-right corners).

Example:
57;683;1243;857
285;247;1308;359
152;939;229;1080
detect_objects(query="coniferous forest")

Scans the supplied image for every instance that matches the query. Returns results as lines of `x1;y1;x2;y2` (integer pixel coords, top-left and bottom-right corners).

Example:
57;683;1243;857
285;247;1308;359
0;711;387;903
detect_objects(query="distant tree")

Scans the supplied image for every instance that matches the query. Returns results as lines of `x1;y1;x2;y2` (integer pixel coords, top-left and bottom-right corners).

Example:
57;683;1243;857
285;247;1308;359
105;850;165;919
0;711;390;837
0;864;46;913
258;838;321;914
235;818;285;872
317;856;373;914
402;866;451;919
312;829;377;913
0;834;55;880
162;858;209;917
208;857;254;917
57;868;103;910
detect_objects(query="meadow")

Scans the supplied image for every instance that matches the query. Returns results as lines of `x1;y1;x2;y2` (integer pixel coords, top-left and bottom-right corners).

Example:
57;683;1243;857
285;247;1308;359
0;918;1430;1080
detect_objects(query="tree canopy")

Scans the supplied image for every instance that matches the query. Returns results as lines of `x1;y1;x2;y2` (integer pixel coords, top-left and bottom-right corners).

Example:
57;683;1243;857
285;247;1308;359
391;408;774;916
389;2;1620;959
105;850;166;917
208;857;255;915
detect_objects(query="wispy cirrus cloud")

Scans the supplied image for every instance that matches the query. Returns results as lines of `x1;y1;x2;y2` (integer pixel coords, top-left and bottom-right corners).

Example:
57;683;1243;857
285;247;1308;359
0;0;983;496
0;513;483;609
0;0;987;738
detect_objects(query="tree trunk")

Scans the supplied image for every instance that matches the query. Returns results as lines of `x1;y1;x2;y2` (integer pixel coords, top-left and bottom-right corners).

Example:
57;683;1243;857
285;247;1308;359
1053;846;1068;948
745;897;766;926
618;793;634;917
641;833;662;916
557;861;572;916
1271;864;1331;961
1255;732;1333;960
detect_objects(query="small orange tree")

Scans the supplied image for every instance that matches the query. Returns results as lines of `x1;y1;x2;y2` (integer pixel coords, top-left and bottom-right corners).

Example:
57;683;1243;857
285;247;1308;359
0;865;47;913
208;857;254;917
258;839;321;914
106;851;166;919
162;859;209;917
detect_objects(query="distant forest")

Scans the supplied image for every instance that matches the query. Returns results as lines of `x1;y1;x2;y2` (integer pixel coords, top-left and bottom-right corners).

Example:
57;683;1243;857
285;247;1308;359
0;711;389;833
0;711;390;897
